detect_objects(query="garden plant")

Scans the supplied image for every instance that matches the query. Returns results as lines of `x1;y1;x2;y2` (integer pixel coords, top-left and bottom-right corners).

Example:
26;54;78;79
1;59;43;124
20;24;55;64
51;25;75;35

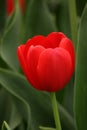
0;0;87;130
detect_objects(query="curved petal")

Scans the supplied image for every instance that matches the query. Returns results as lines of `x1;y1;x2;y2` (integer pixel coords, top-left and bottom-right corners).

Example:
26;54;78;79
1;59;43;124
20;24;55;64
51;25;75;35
55;48;73;81
6;0;14;15
26;45;45;90
46;32;66;48
24;35;48;57
59;38;75;72
37;48;72;92
17;45;29;78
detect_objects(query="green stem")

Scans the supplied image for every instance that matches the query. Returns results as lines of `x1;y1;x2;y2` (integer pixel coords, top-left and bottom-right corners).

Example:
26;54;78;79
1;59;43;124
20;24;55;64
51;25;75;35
68;0;78;51
50;92;62;130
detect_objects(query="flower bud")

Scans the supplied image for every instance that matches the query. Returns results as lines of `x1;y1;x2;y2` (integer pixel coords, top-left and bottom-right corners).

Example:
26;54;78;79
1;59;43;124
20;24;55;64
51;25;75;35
17;32;75;92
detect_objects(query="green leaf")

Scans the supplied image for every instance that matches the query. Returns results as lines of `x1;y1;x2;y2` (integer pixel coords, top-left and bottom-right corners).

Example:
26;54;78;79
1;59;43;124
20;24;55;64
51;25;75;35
0;68;75;130
0;88;23;130
8;102;22;130
74;4;87;130
0;69;31;130
0;4;21;71
39;126;56;130
0;0;6;35
0;68;54;130
58;103;75;130
15;121;25;130
61;76;74;116
0;89;10;128
1;121;11;130
0;57;9;69
24;0;57;41
76;0;87;16
55;0;71;38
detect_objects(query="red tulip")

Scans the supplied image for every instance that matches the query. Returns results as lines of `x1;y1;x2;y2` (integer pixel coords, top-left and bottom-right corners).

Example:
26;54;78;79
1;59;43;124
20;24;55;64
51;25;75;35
6;0;14;15
6;0;25;15
17;32;75;92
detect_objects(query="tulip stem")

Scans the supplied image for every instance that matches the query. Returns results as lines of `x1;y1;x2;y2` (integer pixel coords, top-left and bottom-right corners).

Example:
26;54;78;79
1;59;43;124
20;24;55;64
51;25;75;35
50;92;62;130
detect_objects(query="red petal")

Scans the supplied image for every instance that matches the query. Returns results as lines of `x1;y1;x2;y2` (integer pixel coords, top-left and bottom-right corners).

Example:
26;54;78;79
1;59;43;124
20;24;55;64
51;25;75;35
17;45;29;78
59;38;75;73
26;45;45;90
6;0;14;15
46;32;66;48
24;35;48;57
37;48;72;92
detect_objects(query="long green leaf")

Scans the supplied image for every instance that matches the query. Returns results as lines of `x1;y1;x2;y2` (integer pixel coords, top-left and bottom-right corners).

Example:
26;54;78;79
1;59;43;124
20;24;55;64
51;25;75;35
8;102;22;130
0;88;22;130
76;0;87;16
0;89;10;128
74;4;87;130
0;69;31;130
0;0;6;36
1;121;11;130
24;0;57;41
0;68;75;130
39;126;56;130
0;3;21;71
55;0;71;38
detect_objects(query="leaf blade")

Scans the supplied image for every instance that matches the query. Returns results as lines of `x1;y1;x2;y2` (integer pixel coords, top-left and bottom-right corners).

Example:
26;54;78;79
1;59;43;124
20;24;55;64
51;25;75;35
0;68;75;130
74;4;87;130
0;4;21;71
2;121;11;130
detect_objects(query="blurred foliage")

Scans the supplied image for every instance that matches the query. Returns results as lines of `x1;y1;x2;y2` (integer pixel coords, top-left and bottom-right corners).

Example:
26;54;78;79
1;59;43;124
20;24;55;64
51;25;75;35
0;0;87;130
0;0;6;36
74;4;87;130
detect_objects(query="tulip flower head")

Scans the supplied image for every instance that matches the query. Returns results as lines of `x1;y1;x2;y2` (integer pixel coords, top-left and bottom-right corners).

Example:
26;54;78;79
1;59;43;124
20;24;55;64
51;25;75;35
17;32;75;92
6;0;25;15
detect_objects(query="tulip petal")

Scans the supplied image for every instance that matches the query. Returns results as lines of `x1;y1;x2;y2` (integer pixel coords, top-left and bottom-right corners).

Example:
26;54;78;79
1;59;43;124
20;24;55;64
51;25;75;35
59;38;75;72
24;35;48;56
17;45;29;78
17;32;75;92
37;48;72;92
6;0;14;15
27;45;45;90
47;32;66;48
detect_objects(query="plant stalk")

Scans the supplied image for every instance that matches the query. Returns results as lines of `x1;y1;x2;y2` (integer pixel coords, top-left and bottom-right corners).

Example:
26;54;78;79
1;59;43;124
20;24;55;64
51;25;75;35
50;92;62;130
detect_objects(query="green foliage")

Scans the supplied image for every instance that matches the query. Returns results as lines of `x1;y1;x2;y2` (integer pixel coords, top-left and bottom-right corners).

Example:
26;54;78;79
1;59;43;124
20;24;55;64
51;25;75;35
76;0;87;16
0;4;21;71
74;4;87;130
0;0;87;130
55;0;71;38
0;0;6;36
0;68;75;130
39;126;56;130
1;121;11;130
24;0;57;41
